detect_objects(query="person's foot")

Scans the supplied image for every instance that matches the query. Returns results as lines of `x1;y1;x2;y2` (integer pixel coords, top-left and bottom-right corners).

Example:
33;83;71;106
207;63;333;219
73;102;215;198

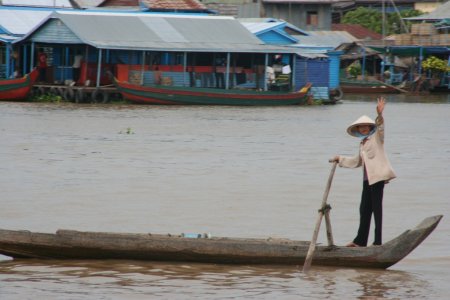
346;242;361;247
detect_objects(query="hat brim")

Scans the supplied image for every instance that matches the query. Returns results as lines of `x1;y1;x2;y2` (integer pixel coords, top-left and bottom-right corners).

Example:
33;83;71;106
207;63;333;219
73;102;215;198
347;123;376;137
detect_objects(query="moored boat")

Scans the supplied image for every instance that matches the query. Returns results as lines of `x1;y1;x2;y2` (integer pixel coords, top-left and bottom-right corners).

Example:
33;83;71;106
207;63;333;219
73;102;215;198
113;78;313;106
0;69;39;101
340;79;401;94
0;215;442;269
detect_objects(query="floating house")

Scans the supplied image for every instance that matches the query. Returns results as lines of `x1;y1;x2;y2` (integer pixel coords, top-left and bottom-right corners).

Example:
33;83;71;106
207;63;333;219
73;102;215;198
0;0;214;79
0;7;52;78
14;11;306;101
240;18;344;100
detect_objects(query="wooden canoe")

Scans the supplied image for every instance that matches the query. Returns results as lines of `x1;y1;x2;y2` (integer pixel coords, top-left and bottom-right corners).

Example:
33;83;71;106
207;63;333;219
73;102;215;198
340;78;401;94
0;215;442;269
0;68;39;101
113;78;312;106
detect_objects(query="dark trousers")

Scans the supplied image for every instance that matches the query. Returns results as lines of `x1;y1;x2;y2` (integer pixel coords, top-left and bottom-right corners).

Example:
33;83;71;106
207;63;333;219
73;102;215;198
73;68;80;83
353;180;385;246
39;67;47;82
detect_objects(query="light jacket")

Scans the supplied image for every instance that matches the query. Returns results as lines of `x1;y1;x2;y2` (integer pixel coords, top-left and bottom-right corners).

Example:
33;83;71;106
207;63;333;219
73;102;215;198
339;114;396;185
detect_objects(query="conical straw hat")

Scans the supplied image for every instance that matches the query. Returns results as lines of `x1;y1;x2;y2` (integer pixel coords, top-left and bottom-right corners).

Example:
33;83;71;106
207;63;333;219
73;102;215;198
347;115;375;137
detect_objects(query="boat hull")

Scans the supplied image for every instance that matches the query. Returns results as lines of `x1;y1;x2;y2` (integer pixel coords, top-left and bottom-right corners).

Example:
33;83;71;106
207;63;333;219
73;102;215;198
0;69;39;100
0;215;442;269
114;79;312;106
341;84;400;94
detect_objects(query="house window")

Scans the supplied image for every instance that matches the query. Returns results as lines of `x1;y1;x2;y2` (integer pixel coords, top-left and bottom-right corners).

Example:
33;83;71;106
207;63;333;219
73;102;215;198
307;11;318;26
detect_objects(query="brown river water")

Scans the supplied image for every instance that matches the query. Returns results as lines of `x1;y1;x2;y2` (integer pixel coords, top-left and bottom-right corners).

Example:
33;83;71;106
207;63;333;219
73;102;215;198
0;94;449;299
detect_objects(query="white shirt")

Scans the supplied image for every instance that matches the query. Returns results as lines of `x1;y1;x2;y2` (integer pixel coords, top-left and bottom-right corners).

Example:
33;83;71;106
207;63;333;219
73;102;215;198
73;55;83;68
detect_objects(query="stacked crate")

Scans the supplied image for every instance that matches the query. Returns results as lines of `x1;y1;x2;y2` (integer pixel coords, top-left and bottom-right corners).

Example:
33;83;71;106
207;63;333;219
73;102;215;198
393;24;449;46
394;34;412;45
438;34;450;46
411;23;435;46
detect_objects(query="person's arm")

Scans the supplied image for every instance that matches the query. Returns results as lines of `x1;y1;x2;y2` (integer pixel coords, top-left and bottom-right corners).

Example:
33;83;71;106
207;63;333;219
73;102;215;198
332;154;362;168
376;97;386;144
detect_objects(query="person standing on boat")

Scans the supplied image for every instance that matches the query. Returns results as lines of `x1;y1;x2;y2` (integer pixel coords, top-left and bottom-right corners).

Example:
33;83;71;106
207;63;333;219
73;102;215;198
332;97;396;247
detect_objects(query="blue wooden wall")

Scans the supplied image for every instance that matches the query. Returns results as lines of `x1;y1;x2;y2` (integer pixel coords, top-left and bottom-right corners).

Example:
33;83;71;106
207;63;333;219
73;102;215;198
31;19;83;44
258;31;294;45
295;57;330;99
327;51;342;89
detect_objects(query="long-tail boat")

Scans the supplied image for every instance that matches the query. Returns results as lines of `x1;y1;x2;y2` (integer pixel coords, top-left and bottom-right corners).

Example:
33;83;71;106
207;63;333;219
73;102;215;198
113;78;313;106
0;69;39;101
0;215;442;269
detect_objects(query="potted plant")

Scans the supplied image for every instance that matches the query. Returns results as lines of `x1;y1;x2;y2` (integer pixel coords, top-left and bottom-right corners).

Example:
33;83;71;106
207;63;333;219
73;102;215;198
421;56;449;86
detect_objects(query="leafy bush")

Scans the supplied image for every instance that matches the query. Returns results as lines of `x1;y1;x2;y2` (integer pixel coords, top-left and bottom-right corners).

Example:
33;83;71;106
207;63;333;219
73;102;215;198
422;56;449;74
347;62;362;78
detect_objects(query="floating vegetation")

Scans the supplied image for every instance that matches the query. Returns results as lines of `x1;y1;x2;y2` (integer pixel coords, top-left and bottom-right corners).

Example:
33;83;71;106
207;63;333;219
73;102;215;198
119;127;135;134
31;93;64;103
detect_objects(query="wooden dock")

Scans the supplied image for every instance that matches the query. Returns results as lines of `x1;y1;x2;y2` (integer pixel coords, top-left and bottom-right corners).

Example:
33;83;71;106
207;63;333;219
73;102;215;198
32;84;121;103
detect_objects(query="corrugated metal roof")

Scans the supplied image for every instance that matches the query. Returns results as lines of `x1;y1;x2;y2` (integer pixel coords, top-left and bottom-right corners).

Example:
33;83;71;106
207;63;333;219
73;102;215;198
241;21;298;44
0;33;17;42
73;0;105;8
294;50;328;58
26;11;296;53
242;21;285;34
239;18;308;35
293;30;356;49
1;0;73;8
263;0;340;3
0;8;52;35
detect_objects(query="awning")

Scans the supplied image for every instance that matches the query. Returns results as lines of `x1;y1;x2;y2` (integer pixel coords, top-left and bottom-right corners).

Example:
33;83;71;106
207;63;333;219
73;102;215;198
369;46;450;56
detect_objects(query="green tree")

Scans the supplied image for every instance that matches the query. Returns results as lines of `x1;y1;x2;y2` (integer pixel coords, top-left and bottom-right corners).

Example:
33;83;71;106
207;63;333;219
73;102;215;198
342;7;382;33
342;7;423;35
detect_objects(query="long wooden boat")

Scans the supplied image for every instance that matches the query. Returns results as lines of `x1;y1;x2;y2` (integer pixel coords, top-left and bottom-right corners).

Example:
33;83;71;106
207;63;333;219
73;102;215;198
340;79;401;94
0;215;442;269
0;69;39;101
113;78;313;106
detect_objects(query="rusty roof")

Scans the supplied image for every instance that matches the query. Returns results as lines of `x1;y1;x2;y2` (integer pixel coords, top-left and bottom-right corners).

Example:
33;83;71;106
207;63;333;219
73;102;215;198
145;0;206;10
98;0;206;10
331;24;382;41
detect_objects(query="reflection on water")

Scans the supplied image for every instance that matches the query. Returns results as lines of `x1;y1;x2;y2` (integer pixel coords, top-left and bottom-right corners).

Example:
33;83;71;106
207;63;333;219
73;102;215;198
0;259;433;299
344;92;450;103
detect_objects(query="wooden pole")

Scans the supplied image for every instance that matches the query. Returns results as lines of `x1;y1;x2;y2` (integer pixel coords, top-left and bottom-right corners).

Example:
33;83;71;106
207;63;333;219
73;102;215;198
303;161;337;272
96;49;102;88
324;211;334;246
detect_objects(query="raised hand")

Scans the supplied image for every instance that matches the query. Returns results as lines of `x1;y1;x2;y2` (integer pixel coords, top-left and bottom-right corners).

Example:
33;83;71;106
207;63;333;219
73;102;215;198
377;97;386;115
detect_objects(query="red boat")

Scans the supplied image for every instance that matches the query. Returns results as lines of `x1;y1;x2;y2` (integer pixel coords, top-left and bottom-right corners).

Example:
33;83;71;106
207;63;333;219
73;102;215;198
114;77;313;106
0;69;39;101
